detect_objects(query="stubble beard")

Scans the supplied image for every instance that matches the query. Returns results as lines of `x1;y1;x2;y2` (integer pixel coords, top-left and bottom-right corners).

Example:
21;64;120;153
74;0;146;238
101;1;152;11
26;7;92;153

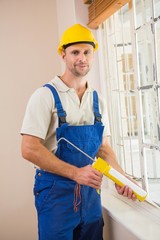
72;65;90;77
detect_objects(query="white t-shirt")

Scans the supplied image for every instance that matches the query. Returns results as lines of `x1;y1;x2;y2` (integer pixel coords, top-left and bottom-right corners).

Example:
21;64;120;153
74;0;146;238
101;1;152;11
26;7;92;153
21;76;110;152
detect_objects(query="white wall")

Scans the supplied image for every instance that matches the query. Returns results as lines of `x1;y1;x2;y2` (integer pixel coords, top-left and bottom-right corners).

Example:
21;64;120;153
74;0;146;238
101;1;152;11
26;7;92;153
0;0;100;239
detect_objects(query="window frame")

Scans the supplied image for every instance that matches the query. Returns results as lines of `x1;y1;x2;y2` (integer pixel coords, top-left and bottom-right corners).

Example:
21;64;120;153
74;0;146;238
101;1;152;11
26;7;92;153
98;0;160;204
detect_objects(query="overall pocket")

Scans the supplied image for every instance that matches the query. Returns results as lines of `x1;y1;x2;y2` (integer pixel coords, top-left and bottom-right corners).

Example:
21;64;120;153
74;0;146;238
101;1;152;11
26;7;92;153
33;178;56;213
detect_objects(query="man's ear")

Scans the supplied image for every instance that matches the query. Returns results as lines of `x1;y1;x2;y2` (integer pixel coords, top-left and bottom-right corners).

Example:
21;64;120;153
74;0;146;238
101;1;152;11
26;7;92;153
61;50;66;60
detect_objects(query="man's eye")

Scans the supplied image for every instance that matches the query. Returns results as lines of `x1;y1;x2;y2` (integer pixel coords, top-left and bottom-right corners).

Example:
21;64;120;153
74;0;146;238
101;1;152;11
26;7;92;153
72;51;79;55
84;51;91;56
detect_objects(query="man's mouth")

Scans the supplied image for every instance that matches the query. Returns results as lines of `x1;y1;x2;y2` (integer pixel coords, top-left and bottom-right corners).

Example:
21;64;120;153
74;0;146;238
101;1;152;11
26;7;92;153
76;64;88;68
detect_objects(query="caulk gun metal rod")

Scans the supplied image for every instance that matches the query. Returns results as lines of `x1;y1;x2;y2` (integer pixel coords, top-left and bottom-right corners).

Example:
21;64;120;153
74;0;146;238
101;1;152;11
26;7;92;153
57;137;95;162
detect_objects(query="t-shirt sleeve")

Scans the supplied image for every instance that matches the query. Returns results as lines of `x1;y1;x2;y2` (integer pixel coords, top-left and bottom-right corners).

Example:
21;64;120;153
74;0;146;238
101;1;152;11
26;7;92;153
20;87;54;139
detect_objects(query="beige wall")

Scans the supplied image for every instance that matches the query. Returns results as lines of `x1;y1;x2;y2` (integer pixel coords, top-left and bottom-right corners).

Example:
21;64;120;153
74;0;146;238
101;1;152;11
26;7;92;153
0;1;60;239
0;0;99;239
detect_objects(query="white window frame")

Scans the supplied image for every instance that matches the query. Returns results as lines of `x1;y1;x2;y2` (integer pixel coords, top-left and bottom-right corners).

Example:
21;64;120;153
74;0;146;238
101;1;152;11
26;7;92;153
97;0;160;204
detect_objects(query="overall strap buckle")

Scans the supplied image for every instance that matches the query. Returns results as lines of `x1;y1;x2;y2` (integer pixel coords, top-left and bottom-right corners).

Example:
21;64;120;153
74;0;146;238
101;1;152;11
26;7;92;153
93;90;102;124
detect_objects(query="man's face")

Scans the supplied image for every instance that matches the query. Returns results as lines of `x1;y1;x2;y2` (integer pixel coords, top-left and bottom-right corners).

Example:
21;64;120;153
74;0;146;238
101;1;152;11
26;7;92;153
61;44;94;77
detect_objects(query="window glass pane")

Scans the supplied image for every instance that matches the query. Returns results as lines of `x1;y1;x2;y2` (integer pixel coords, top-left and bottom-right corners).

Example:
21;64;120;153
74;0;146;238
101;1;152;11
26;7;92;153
144;148;160;204
106;15;115;35
141;89;159;144
123;139;141;178
134;0;143;28
153;0;160;18
145;0;153;22
155;21;160;84
134;0;153;28
104;4;141;178
120;92;137;137
136;26;154;87
159;88;160;114
105;17;118;90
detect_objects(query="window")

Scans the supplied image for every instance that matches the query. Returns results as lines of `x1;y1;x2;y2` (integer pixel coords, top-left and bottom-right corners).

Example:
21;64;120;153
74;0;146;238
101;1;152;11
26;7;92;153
100;0;160;204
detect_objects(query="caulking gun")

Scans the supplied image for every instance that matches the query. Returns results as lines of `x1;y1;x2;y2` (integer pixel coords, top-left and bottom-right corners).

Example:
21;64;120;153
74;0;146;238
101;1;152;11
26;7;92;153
57;137;148;202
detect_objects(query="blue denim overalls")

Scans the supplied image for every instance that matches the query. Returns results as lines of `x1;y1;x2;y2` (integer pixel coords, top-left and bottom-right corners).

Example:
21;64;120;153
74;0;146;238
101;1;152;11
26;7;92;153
34;84;104;240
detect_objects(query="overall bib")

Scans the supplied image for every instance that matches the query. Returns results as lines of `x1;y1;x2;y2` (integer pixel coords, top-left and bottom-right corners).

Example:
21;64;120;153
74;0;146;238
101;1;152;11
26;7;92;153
34;84;104;240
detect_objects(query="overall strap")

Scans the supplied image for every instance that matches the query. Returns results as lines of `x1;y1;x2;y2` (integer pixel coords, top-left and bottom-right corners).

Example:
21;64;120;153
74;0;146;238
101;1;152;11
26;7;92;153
43;84;67;126
93;90;102;124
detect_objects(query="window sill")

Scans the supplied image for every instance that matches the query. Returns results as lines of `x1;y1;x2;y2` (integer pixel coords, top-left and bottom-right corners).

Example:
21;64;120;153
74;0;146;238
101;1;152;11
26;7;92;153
101;186;160;240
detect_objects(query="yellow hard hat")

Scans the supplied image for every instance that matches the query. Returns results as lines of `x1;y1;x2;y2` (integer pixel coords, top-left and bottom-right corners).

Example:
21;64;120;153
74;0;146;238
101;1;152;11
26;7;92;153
58;23;98;54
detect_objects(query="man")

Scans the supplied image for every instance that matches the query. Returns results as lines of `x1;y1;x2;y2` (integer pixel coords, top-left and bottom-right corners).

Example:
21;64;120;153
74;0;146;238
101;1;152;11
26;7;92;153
21;24;136;240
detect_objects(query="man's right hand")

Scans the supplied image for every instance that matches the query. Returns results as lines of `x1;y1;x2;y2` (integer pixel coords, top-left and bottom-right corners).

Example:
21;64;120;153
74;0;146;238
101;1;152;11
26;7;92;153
73;165;103;189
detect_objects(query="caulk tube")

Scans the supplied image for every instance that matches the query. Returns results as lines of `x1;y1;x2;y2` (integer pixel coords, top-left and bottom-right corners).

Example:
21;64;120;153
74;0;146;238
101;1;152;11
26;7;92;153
92;157;147;201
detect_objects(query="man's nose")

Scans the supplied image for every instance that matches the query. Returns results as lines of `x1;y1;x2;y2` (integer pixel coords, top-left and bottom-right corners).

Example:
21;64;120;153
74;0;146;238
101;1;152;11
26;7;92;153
79;53;86;62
